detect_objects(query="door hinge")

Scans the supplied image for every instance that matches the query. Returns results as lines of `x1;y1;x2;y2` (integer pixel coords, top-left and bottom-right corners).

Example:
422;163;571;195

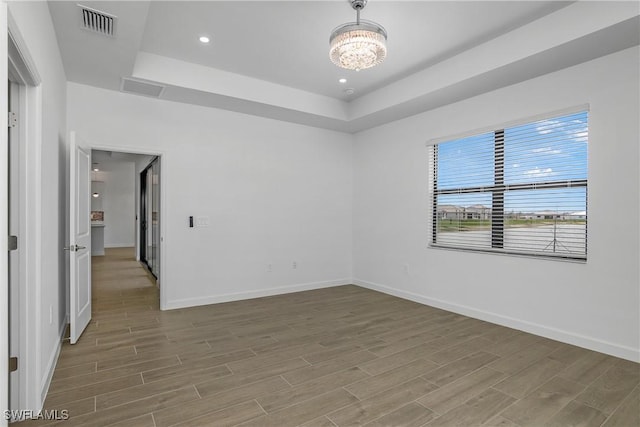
9;357;18;372
8;235;18;251
8;112;17;128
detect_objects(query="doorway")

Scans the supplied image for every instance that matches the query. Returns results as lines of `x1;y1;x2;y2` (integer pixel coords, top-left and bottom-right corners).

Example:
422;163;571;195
88;149;162;287
139;157;160;279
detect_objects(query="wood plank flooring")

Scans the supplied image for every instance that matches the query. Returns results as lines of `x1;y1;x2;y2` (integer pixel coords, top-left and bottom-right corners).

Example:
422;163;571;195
18;247;639;426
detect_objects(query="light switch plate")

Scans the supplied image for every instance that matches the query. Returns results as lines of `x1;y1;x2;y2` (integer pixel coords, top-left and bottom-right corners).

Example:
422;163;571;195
196;216;210;227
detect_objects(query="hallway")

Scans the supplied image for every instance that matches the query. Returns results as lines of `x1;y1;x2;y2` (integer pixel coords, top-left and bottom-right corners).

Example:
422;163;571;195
40;247;165;425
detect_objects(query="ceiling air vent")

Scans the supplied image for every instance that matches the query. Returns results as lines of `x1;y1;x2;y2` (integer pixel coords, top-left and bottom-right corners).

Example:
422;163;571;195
78;4;117;37
121;78;165;98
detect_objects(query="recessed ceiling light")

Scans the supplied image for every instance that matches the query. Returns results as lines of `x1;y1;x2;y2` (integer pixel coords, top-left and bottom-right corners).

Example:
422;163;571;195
92;193;100;198
339;78;347;84
93;168;99;172
344;88;355;95
199;36;210;44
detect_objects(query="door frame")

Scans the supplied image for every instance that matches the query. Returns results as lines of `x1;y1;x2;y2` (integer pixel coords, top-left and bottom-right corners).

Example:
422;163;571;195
8;77;21;414
4;7;44;416
85;144;166;308
139;166;148;267
1;6;8;422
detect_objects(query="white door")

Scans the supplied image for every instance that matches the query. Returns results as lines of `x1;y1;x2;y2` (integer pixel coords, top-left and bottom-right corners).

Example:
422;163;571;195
69;131;91;344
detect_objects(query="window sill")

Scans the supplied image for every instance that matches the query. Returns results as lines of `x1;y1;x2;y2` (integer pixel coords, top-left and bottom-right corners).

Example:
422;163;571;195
428;244;587;263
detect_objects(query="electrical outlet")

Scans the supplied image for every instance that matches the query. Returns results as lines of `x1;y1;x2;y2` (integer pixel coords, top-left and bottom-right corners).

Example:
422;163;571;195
267;264;272;273
292;261;297;269
403;264;410;276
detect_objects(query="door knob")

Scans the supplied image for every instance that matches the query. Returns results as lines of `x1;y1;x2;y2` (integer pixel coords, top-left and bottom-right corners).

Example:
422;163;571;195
63;244;87;251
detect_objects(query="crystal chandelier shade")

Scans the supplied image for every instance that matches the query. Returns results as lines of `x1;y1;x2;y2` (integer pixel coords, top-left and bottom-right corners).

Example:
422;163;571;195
329;0;387;71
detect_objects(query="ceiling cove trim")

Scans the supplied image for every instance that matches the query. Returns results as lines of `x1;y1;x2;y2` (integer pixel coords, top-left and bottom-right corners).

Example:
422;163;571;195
133;52;349;122
126;2;637;133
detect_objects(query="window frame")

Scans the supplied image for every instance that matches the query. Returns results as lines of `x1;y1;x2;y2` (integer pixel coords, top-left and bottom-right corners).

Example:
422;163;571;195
428;106;589;261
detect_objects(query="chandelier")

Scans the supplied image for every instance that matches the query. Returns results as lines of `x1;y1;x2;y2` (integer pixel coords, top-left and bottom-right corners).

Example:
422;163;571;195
329;0;387;71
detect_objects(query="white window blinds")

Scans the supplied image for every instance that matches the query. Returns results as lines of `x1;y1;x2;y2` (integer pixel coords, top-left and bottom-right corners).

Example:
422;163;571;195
430;111;588;260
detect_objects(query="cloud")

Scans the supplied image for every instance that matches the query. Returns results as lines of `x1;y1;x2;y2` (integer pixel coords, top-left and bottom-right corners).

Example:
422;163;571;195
536;119;564;134
531;147;562;154
536;117;588;143
573;131;588;143
525;167;553;178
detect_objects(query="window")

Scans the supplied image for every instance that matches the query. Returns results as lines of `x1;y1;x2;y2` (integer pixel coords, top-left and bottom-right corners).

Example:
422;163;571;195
430;110;588;260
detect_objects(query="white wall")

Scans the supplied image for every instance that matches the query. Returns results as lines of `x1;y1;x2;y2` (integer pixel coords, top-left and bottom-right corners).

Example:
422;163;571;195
7;0;68;408
99;162;136;248
67;83;353;309
353;47;640;362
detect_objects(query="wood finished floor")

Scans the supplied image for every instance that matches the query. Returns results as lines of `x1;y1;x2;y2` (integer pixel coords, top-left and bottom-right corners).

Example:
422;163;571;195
19;247;639;427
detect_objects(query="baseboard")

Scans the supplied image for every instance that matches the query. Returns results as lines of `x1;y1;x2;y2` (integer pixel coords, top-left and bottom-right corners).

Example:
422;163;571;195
104;243;135;248
39;314;68;406
165;279;352;310
354;278;640;363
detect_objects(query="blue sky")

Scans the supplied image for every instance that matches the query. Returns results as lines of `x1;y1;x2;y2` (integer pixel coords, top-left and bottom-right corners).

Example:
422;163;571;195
437;111;588;213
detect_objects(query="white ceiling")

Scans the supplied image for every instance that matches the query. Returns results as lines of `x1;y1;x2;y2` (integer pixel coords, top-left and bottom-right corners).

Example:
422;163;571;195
91;150;147;172
47;1;640;132
139;1;569;100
